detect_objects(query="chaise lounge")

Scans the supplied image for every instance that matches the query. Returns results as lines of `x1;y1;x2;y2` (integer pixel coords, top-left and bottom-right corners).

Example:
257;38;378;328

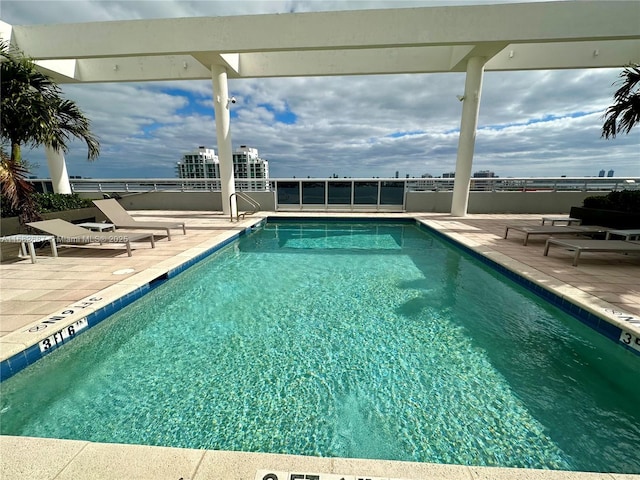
504;225;608;246
93;199;186;241
27;219;155;257
543;238;640;266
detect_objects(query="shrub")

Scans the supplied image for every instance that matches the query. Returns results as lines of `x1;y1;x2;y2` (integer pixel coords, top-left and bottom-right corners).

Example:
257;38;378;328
582;195;613;210
1;193;93;218
1;195;21;218
33;193;93;213
582;190;640;213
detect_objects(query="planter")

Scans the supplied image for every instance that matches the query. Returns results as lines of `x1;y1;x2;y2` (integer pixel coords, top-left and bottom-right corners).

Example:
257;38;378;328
570;206;640;229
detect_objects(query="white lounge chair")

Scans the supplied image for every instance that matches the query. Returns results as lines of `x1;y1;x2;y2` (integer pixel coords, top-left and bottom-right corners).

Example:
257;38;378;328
93;199;186;241
27;219;155;257
540;216;581;226
504;225;608;246
543;238;640;266
605;229;640;241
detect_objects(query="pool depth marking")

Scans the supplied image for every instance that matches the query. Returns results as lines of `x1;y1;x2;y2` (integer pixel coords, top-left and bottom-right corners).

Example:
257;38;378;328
604;308;640;352
26;297;103;333
256;471;404;480
39;319;88;353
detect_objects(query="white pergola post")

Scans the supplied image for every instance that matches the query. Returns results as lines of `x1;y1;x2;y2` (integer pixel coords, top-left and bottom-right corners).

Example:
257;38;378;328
211;64;236;218
451;56;486;217
44;146;72;194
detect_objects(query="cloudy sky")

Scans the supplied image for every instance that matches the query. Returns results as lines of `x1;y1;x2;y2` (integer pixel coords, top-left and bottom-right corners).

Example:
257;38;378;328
2;0;638;179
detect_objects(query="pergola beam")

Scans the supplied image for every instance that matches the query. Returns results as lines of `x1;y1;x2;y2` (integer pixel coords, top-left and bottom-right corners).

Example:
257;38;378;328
26;38;640;83
2;2;638;83
6;2;638;63
486;39;640;71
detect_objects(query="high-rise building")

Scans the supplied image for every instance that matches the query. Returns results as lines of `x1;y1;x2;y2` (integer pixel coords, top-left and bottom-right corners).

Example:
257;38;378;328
598;169;605;177
472;170;498;191
607;169;614;177
176;145;269;190
175;146;219;178
473;170;497;178
440;172;455;189
232;146;269;183
415;173;434;190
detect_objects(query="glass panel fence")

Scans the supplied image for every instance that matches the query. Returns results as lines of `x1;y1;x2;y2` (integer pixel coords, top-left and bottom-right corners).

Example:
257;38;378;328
354;182;378;204
277;181;300;204
302;182;326;204
328;182;352;204
380;181;404;205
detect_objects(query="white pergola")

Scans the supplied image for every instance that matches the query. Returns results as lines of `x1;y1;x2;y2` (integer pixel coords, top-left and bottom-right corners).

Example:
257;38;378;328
1;1;639;216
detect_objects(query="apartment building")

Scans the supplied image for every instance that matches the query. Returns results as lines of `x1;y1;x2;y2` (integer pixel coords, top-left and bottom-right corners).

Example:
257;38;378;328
233;146;269;189
176;145;269;190
175;146;219;179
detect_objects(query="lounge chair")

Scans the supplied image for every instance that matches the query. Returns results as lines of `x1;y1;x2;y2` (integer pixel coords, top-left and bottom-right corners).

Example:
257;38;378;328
503;225;608;246
93;199;186;241
27;219;155;257
605;229;640;241
544;238;640;266
540;216;581;226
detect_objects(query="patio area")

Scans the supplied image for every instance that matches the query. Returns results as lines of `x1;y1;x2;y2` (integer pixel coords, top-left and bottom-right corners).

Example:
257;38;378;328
1;210;639;480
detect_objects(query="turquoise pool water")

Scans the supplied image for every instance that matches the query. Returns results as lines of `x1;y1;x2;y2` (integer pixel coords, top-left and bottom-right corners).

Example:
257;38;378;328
1;222;639;473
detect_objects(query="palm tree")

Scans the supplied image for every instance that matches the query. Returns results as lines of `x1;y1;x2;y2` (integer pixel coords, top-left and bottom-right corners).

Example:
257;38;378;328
0;149;41;224
1;40;99;224
0;39;100;164
602;63;640;139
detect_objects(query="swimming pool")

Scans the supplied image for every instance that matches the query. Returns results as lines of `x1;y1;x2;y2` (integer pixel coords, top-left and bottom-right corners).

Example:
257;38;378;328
1;220;639;473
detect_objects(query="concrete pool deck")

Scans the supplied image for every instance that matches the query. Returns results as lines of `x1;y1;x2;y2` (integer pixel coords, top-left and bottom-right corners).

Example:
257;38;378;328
1;211;639;479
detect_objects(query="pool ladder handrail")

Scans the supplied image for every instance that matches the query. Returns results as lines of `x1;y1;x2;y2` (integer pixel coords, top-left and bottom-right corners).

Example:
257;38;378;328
229;192;260;222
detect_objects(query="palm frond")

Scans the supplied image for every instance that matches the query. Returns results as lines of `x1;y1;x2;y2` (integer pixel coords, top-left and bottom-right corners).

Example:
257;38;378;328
0;149;41;223
47;99;100;160
1;39;100;162
602;63;640;139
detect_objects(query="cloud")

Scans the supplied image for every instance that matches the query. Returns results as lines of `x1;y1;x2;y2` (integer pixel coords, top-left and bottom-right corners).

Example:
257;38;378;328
3;1;639;180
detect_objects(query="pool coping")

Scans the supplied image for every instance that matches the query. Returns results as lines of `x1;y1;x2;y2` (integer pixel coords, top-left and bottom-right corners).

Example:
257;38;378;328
1;213;639;479
4;435;636;480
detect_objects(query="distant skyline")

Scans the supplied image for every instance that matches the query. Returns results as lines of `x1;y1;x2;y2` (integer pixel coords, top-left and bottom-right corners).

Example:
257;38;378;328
2;0;639;179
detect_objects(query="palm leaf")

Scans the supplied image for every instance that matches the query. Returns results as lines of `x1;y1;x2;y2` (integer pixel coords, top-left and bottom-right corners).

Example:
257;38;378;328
602;64;640;139
0;149;41;224
0;39;100;162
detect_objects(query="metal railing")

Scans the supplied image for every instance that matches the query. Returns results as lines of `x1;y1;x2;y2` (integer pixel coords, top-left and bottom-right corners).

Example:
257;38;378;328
229;192;260;221
26;176;639;195
405;177;639;192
